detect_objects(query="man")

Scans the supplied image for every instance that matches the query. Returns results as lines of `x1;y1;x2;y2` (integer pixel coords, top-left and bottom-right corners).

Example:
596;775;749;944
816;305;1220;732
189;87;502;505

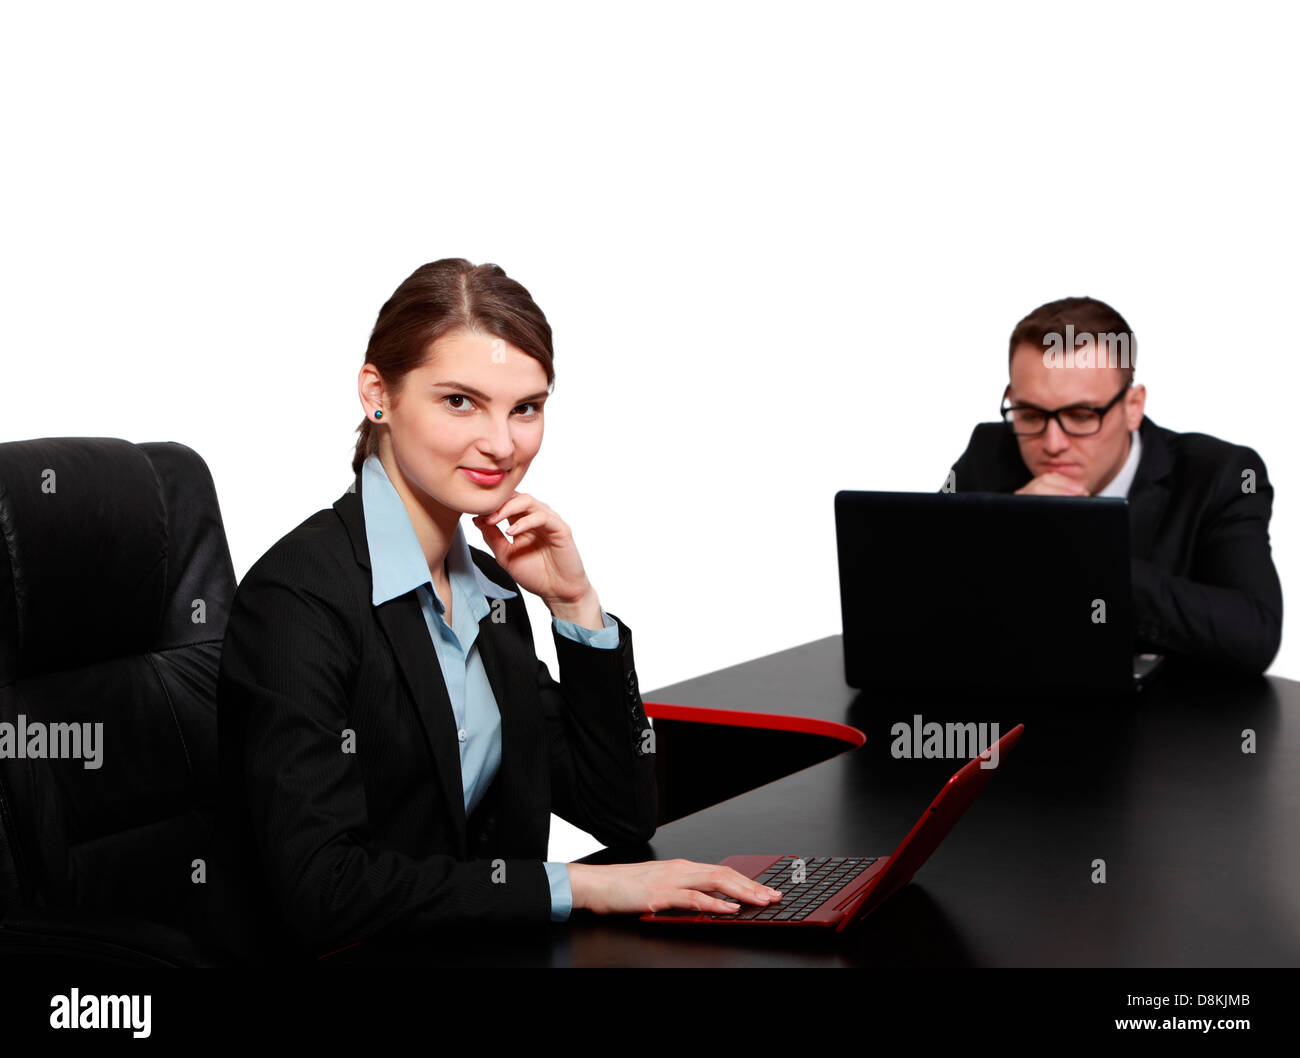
947;296;1282;674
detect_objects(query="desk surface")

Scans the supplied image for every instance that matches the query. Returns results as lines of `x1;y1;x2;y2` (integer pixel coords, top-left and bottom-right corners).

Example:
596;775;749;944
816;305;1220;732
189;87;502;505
335;637;1300;967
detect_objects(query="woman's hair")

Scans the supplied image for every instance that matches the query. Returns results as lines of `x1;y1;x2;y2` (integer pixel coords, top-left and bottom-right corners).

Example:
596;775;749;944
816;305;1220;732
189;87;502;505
352;258;556;475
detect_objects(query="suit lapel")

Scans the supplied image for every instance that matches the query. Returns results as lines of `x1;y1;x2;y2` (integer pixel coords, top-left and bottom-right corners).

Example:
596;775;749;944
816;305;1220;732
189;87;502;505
1127;416;1173;559
374;594;468;853
472;594;537;840
335;472;478;851
333;474;541;855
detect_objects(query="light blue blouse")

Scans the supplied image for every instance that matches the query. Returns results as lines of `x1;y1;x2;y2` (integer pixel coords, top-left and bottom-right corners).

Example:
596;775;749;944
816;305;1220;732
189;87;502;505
360;455;619;922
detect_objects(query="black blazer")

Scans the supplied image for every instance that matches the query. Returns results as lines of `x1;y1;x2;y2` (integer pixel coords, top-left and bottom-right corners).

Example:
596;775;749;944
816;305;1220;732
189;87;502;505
948;414;1283;674
215;470;657;959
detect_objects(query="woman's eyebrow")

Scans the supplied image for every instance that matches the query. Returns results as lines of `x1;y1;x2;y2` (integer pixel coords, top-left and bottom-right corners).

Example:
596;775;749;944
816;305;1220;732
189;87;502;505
430;380;549;404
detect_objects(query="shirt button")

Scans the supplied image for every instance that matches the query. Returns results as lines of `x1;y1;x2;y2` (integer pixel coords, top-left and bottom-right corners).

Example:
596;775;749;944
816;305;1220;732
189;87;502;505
457;729;467;743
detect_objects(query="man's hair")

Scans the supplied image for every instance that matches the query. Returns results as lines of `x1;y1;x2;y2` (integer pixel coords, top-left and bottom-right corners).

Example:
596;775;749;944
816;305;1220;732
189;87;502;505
1009;296;1136;385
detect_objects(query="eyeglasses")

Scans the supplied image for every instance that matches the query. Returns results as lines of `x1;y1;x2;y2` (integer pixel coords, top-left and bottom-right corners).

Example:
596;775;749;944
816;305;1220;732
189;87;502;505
1000;382;1130;436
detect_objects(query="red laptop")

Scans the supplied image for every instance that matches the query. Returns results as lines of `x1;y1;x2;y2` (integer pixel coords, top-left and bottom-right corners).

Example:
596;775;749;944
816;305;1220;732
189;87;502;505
643;723;1024;930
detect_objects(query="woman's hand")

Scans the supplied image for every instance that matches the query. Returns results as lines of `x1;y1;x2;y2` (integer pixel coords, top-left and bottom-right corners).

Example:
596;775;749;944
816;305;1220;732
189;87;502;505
566;860;784;915
472;493;601;625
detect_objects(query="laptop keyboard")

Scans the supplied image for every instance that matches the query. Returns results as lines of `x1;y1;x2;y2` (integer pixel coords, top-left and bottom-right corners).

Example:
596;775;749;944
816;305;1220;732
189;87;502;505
696;855;877;921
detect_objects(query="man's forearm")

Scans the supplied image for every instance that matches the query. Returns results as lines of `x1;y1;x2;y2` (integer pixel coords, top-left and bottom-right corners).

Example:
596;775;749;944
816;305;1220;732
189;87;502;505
1131;556;1282;673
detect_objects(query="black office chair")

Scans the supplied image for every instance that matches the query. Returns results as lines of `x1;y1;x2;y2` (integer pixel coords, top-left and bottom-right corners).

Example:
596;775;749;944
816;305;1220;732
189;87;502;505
0;436;234;967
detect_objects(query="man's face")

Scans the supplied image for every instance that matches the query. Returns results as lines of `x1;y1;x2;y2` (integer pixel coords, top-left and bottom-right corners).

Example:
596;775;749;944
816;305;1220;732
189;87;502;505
1007;342;1146;495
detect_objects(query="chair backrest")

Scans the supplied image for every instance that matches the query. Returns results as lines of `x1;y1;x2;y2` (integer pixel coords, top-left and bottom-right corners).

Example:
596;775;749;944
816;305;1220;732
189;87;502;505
0;437;234;940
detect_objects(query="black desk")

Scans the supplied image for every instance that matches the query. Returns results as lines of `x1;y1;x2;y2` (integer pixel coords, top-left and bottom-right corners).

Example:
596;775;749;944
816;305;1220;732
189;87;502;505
331;636;1300;967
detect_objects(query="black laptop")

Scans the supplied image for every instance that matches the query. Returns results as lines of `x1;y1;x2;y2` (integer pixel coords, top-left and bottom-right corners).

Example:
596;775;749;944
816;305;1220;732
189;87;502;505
834;491;1164;695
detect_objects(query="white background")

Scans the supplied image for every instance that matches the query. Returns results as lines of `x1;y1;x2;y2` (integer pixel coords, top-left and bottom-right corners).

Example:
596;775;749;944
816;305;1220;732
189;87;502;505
3;2;1296;860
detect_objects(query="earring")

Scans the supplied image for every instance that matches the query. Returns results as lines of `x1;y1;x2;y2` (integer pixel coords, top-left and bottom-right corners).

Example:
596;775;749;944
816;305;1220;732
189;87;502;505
374;410;383;419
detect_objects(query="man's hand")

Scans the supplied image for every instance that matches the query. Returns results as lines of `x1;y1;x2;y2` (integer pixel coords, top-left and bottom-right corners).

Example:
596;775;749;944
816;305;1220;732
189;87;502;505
567;859;783;915
1015;472;1089;497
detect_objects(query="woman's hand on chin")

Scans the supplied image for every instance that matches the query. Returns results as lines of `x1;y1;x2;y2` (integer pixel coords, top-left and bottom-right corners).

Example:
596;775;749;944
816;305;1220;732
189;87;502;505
472;493;603;628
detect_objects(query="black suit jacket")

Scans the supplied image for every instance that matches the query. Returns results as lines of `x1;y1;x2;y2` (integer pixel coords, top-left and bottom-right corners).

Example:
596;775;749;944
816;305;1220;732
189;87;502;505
948;415;1283;674
214;471;656;959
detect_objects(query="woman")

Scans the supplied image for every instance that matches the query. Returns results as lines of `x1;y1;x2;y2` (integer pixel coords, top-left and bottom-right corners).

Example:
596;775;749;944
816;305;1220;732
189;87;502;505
217;258;781;958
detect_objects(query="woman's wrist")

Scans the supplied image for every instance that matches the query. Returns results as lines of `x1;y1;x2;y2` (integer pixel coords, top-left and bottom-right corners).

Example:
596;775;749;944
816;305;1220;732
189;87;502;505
566;862;591;910
548;588;603;630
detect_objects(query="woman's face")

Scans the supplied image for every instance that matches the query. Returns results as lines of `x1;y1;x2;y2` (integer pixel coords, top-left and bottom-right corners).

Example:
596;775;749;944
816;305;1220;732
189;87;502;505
371;328;549;518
